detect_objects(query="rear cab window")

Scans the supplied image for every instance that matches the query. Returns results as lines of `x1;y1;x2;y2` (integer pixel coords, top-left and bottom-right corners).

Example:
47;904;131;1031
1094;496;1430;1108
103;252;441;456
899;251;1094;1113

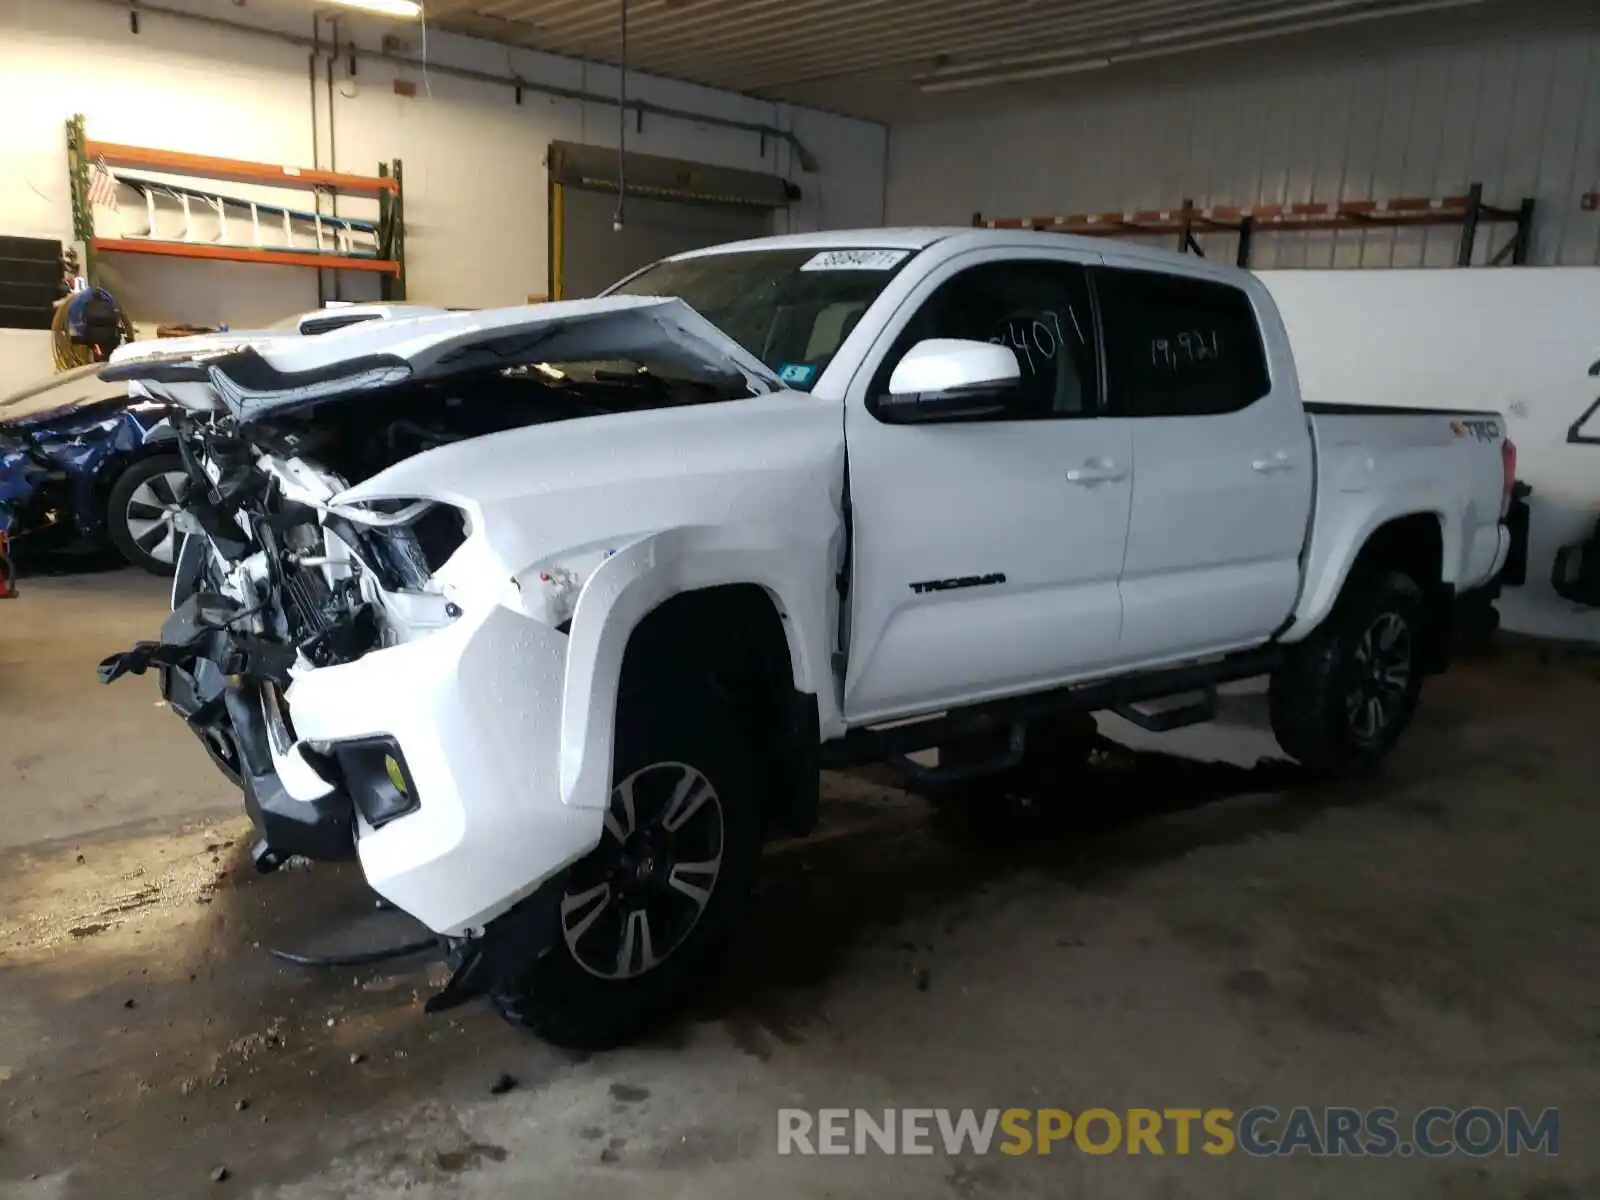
1094;267;1270;417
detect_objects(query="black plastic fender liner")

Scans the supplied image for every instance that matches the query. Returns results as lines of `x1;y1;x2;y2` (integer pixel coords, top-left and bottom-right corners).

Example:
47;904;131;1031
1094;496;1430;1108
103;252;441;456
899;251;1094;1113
424;874;569;1015
98;592;295;688
97;592;237;684
774;688;822;838
270;938;439;969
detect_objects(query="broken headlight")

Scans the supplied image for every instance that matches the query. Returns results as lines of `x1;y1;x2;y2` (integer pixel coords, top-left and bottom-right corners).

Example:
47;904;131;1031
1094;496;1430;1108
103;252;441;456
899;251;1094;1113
323;498;468;592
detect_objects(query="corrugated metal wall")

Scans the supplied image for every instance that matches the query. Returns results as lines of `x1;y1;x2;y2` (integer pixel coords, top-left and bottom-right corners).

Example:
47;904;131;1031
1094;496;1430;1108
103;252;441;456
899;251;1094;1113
887;11;1600;267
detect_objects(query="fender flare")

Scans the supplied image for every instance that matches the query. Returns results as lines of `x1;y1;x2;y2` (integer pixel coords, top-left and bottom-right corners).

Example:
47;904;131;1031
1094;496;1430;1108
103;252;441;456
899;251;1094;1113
555;525;839;810
1282;500;1457;642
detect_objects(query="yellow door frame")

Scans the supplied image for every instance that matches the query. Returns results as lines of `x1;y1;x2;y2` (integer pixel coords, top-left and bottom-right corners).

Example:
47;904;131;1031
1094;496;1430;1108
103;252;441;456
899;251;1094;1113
548;181;565;301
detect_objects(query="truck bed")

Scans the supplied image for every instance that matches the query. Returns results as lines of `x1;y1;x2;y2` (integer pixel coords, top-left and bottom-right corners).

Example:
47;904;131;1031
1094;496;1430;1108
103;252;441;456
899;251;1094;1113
1283;405;1511;641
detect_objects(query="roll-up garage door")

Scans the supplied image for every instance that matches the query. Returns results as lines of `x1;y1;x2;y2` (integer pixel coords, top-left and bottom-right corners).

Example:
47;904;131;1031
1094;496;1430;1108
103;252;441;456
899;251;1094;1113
547;141;798;300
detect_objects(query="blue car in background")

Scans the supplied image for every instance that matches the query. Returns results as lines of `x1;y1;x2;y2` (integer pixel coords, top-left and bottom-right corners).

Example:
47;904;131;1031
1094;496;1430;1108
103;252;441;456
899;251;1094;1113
0;365;189;576
0;302;455;589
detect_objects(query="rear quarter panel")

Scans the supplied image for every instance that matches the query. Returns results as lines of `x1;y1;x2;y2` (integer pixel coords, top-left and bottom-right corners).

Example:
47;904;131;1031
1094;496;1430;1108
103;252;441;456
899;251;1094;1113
1283;409;1506;641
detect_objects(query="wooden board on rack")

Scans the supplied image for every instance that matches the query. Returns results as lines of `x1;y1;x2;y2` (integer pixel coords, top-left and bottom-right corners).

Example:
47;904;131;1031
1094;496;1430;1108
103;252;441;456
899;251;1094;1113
84;140;399;196
92;238;402;274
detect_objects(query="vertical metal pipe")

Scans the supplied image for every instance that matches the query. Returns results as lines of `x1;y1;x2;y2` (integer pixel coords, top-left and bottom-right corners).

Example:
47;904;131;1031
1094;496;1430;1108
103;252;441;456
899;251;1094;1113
327;20;342;301
1457;182;1483;267
310;14;325;306
614;0;628;232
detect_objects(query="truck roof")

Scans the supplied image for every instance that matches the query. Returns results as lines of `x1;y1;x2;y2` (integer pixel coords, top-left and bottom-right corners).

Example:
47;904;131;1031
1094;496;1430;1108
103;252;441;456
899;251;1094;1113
665;226;1240;275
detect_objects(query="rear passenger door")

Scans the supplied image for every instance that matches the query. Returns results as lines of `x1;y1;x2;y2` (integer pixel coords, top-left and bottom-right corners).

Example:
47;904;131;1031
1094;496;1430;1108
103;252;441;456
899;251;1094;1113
1095;261;1313;664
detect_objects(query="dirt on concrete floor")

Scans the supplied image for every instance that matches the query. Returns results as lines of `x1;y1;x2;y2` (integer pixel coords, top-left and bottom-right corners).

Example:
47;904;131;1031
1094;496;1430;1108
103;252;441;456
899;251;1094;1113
0;571;1597;1199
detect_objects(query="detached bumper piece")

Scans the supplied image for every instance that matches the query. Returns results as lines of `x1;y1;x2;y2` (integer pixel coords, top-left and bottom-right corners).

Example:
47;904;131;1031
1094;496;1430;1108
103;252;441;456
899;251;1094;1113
225;683;358;869
99;591;359;868
424;874;568;1015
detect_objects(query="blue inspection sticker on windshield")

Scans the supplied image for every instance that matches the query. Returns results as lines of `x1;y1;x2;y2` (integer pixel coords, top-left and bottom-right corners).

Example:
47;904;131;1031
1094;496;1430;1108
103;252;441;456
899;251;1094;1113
778;363;819;387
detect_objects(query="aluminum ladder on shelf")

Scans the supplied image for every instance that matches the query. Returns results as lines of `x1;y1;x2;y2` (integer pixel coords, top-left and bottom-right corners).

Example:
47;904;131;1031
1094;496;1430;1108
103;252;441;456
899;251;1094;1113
100;171;380;260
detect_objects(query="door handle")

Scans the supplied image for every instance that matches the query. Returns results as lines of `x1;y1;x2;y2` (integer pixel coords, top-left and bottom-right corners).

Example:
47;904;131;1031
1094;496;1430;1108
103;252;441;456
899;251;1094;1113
1066;461;1127;485
1252;453;1295;474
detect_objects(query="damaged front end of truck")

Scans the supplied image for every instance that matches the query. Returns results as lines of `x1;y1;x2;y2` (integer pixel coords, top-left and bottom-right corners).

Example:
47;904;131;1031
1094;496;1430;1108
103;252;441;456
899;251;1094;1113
94;296;798;1013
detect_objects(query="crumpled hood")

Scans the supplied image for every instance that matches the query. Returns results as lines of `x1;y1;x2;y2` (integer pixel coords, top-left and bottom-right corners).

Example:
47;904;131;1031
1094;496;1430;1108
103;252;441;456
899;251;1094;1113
100;296;783;421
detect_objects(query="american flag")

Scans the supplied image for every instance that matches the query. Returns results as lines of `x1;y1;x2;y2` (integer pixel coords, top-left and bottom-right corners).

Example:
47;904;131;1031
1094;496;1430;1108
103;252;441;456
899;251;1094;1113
86;155;119;210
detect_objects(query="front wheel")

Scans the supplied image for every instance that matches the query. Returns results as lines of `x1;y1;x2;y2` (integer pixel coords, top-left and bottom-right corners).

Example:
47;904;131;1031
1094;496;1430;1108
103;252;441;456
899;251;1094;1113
1269;569;1425;775
492;683;760;1050
107;454;190;574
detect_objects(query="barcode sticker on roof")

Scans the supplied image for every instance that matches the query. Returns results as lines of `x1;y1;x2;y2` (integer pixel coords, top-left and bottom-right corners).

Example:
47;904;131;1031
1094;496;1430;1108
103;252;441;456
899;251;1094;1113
799;249;910;272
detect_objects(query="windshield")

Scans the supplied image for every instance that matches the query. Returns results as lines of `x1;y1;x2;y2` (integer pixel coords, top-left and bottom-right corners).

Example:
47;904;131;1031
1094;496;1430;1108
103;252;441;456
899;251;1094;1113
607;247;914;391
0;365;127;421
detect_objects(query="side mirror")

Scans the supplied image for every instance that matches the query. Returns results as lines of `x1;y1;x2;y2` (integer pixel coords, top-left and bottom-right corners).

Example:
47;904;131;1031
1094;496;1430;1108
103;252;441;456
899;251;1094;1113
874;339;1021;424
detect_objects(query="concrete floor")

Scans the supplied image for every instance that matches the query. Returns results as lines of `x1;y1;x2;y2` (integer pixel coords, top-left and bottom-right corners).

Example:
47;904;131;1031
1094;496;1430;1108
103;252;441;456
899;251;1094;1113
1;570;1597;1199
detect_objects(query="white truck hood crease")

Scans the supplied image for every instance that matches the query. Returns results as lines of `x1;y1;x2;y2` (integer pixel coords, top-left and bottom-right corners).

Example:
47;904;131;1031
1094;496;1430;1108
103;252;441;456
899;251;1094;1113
100;296;782;419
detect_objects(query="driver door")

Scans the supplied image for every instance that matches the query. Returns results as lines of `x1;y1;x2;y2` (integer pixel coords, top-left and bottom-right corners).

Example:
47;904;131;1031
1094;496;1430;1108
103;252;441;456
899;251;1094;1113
840;251;1134;724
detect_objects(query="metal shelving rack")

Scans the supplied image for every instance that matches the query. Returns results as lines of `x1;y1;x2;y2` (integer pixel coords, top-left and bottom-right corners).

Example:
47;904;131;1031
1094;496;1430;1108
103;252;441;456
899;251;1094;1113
67;114;407;299
974;184;1537;268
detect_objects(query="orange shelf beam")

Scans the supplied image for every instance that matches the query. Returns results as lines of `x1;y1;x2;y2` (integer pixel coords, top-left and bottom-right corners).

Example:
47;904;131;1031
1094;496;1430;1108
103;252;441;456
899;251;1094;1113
84;139;399;196
93;238;402;275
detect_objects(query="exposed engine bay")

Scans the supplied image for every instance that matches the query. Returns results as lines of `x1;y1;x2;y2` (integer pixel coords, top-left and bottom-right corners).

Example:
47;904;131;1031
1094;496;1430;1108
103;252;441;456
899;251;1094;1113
99;357;752;696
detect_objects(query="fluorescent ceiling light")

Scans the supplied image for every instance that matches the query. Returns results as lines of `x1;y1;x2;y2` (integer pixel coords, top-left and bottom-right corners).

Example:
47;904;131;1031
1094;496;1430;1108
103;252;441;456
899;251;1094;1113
918;0;1483;94
917;0;1393;81
322;0;423;18
921;58;1110;94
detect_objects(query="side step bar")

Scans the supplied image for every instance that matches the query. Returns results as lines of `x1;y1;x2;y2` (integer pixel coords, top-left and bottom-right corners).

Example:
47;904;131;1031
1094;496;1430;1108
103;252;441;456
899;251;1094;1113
1113;687;1218;732
822;646;1282;769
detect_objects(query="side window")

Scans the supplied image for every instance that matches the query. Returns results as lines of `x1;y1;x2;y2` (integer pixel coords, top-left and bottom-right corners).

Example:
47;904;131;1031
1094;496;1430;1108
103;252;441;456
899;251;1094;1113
871;260;1100;420
1095;268;1270;417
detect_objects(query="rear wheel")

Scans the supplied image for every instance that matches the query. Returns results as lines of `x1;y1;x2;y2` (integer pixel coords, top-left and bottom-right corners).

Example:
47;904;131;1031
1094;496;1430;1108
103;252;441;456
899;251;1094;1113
107;454;189;574
492;682;761;1050
1269;569;1425;775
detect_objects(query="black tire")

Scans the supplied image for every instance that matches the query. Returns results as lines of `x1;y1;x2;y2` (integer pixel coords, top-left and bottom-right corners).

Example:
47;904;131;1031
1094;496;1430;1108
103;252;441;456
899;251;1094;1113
107;454;189;575
1269;568;1426;775
492;682;760;1050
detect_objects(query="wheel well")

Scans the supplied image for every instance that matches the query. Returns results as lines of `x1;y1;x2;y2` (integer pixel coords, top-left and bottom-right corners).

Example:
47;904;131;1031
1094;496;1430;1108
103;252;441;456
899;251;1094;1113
618;584;820;838
1351;513;1451;672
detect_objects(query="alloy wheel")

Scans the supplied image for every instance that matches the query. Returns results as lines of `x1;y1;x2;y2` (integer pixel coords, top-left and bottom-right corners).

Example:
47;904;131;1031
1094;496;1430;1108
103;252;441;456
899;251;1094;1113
124;470;191;566
560;761;725;981
1346;610;1413;743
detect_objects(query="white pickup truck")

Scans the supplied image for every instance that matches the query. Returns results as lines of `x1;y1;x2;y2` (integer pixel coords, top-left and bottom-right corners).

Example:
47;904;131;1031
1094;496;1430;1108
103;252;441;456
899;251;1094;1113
100;228;1522;1048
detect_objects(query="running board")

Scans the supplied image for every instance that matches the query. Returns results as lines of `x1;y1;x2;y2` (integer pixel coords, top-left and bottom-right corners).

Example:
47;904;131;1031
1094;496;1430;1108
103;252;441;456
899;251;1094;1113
890;724;1026;787
822;646;1282;769
1113;687;1217;732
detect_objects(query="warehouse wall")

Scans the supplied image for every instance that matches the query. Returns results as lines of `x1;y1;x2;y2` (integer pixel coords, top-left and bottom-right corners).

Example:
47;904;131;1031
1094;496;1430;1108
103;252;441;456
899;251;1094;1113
887;5;1600;268
1261;268;1600;644
0;0;886;345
